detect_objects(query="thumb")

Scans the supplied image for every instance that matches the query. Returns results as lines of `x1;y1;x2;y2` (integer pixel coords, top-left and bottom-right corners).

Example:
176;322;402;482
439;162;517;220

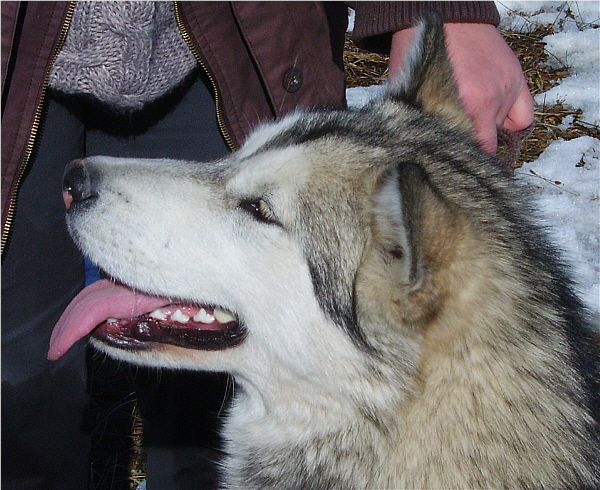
502;84;535;132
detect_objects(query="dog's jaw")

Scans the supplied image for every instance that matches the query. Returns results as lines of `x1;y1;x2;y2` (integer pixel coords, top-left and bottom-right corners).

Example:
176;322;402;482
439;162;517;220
93;302;246;351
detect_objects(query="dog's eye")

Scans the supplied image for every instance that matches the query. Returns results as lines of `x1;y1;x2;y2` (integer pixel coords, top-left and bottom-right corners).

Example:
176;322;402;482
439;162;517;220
240;199;280;226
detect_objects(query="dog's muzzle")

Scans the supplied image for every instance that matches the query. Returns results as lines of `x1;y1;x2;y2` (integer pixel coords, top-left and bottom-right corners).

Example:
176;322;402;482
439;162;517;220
48;159;248;361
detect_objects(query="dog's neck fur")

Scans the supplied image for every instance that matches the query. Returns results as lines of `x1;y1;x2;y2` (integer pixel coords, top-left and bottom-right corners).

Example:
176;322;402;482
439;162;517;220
219;217;593;489
222;362;412;489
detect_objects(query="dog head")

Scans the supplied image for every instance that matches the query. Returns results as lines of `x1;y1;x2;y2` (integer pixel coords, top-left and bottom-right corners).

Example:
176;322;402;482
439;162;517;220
49;12;496;391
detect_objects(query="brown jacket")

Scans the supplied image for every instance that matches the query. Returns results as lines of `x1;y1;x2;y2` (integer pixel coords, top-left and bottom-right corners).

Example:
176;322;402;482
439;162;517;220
1;1;499;254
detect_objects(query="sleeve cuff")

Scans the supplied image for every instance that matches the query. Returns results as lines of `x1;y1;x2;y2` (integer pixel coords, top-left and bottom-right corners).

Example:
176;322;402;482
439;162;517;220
352;2;500;54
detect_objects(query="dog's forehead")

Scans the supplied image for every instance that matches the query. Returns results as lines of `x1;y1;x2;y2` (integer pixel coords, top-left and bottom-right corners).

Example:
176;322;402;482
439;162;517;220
228;111;391;196
224;146;309;198
236;111;306;159
228;143;380;204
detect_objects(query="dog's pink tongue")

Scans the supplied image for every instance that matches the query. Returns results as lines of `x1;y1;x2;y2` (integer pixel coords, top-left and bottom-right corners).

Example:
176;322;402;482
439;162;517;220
48;279;169;360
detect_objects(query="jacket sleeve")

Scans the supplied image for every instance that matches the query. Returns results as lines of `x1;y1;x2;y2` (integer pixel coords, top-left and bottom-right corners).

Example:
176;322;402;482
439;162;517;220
351;2;500;54
1;2;71;234
1;1;20;94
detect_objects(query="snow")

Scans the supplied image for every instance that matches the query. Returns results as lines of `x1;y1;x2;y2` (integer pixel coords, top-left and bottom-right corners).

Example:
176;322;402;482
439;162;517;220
516;137;599;314
347;1;600;326
501;1;600;324
536;27;599;127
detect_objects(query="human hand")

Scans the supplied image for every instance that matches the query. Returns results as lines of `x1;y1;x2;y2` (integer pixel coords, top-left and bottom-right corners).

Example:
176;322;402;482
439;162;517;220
389;23;534;154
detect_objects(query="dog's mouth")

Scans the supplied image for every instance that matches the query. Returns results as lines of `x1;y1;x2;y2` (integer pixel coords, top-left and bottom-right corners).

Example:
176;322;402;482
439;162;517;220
48;278;246;360
95;304;245;351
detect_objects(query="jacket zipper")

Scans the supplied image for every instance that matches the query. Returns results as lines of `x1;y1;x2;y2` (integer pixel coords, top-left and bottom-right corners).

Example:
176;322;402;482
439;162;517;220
173;1;236;152
2;2;235;256
1;2;76;257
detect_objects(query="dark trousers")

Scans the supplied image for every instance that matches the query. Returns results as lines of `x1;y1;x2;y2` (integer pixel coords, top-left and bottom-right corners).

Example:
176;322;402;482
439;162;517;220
2;68;231;490
2;94;90;490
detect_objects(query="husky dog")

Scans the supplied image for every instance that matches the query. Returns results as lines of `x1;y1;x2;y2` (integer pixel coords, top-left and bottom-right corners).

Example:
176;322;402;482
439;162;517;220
50;12;599;489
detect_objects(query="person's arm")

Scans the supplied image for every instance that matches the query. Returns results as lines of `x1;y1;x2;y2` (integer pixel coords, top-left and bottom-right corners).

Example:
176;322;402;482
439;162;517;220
388;23;534;154
353;2;534;154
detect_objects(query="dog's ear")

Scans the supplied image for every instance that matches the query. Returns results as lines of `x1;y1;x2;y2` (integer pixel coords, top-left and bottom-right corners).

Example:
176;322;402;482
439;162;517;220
356;163;464;330
388;10;472;132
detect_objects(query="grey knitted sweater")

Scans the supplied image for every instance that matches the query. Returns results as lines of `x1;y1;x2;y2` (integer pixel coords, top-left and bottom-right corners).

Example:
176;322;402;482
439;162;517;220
49;1;197;112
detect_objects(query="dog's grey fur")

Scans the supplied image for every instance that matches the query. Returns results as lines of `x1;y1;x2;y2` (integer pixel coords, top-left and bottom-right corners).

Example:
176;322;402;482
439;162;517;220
61;12;599;489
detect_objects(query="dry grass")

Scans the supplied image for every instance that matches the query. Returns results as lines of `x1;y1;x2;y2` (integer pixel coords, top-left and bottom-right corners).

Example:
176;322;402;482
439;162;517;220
344;33;389;88
501;24;600;167
87;353;140;490
128;407;146;489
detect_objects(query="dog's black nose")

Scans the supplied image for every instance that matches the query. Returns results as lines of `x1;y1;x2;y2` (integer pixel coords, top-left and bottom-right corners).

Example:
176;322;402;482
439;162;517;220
63;159;98;209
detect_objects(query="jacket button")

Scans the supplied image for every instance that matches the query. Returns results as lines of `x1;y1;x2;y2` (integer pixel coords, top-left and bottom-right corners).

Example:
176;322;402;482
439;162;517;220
283;67;303;93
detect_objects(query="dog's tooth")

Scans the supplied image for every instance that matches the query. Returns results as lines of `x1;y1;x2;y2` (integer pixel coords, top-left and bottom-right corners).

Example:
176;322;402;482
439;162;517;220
171;309;190;323
150;308;168;320
107;318;119;324
193;308;215;324
213;307;236;323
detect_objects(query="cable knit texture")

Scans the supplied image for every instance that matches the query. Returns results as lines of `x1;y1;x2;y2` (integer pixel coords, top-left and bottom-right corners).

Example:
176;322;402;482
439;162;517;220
48;1;197;112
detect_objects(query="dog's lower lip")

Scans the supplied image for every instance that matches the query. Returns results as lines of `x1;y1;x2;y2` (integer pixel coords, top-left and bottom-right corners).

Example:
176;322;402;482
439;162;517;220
93;314;247;351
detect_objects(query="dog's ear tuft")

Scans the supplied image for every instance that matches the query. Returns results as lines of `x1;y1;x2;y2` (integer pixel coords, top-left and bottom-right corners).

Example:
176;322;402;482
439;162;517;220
388;10;472;132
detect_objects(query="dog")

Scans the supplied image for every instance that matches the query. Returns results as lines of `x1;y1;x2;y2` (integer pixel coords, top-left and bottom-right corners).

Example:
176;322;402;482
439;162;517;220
49;12;599;489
